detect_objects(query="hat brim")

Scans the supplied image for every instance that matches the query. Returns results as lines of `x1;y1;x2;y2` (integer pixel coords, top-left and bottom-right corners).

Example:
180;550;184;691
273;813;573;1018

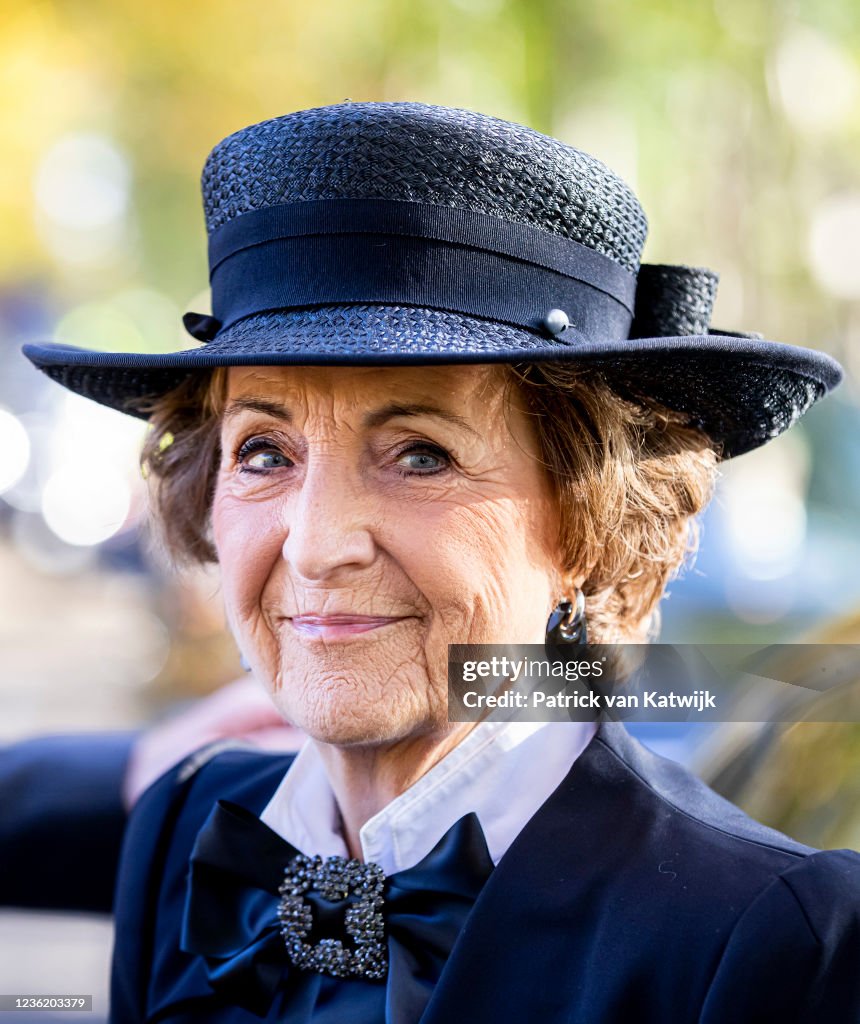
22;305;842;459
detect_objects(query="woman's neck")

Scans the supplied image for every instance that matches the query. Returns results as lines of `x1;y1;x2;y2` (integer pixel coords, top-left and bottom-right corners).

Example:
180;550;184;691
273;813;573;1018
312;723;477;861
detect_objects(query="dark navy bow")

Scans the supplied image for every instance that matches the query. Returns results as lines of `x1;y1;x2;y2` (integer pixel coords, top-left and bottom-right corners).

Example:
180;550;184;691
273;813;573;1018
180;800;495;1021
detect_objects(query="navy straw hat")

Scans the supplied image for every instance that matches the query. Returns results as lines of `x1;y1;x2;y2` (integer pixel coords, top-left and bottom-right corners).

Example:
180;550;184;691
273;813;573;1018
24;101;843;458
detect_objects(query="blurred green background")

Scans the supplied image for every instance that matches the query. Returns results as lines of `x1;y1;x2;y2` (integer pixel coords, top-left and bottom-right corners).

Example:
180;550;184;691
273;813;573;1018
4;0;860;355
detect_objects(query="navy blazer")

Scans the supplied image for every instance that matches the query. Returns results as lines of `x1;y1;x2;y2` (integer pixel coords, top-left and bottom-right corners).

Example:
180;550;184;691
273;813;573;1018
111;718;860;1023
0;731;136;912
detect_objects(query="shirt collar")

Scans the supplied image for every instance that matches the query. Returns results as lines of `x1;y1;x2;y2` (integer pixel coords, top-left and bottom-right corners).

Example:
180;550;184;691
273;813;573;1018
259;719;598;875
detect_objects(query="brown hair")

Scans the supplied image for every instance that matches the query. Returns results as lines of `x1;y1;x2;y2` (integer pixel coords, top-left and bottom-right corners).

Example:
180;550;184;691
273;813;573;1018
138;363;720;643
504;363;720;642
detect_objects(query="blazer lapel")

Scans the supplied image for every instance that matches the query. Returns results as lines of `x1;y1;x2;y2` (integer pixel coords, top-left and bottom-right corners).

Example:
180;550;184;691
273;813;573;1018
419;717;640;1024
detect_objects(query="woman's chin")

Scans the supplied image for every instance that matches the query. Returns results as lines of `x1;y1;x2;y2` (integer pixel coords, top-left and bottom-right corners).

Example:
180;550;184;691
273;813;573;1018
301;714;420;749
306;724;397;749
282;693;444;749
267;658;448;748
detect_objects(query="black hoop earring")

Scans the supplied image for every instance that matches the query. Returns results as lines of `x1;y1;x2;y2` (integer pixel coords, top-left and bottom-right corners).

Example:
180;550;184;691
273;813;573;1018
545;590;588;646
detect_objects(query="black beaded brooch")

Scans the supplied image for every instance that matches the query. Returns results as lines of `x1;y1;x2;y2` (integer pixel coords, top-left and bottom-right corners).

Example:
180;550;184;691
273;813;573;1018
277;853;387;980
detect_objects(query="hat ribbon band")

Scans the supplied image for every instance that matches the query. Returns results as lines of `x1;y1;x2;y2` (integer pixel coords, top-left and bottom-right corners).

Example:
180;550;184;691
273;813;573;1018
207;200;636;342
208;199;636;306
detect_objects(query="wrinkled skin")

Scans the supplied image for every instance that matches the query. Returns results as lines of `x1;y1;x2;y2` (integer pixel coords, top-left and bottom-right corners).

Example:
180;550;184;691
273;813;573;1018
212;363;574;846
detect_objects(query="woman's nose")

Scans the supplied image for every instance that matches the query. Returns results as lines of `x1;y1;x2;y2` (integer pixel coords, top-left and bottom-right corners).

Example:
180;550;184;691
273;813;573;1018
280;456;377;582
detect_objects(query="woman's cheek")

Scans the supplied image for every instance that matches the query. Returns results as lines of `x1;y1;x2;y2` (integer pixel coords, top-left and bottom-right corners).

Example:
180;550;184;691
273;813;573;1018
404;505;507;634
424;500;551;643
212;491;284;620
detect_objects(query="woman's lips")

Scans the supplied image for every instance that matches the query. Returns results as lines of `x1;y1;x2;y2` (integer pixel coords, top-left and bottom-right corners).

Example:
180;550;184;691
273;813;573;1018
288;614;408;640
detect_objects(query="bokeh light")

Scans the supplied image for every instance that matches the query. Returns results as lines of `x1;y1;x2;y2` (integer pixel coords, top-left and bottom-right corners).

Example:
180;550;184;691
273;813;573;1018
41;463;132;547
0;408;30;494
807;192;860;300
717;432;812;624
770;27;860;136
33;132;133;270
29;392;148;546
34;133;130;230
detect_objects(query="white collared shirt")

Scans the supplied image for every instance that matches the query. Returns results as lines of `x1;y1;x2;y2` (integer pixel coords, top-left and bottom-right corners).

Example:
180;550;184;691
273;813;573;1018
259;719;598;875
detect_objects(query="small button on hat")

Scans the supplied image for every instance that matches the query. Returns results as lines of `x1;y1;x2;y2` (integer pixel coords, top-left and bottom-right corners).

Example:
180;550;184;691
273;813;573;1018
541;309;572;336
23;100;842;458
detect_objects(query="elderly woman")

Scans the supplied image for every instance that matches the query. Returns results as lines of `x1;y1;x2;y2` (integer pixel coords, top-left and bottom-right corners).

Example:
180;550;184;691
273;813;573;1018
24;102;860;1023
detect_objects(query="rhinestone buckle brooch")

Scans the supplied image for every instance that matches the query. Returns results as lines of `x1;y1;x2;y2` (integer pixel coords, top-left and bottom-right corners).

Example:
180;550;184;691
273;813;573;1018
277;853;387;981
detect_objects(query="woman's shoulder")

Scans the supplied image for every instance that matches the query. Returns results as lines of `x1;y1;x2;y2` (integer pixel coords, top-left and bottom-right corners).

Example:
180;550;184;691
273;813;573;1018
597;720;817;856
116;741;296;911
693;843;860;1020
128;740;295;860
111;743;296;1021
511;721;860;1019
588;720;860;913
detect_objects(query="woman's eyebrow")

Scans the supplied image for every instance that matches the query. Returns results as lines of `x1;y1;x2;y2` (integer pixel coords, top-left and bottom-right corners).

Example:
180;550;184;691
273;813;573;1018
224;397;291;422
362;402;480;438
224;397;480;438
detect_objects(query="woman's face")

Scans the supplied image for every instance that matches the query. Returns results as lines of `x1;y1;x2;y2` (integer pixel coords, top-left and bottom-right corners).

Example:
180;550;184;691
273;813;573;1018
212;363;565;747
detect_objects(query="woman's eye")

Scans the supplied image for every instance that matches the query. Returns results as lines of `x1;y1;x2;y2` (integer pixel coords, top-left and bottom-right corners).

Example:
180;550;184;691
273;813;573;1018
395;444;450;475
236;438;292;473
245;451;291;471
